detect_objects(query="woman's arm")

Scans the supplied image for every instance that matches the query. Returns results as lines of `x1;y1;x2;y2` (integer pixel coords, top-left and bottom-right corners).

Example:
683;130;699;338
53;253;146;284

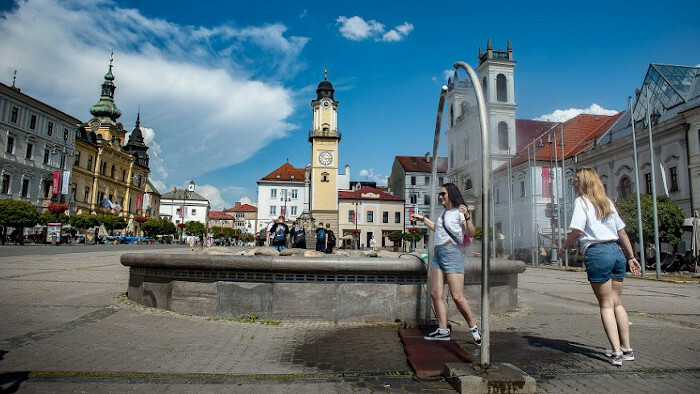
618;228;642;276
459;204;476;237
557;228;582;259
411;214;435;231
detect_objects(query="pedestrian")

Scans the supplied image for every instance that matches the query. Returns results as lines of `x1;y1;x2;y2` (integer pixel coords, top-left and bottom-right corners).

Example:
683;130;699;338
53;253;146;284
315;222;327;253
189;234;195;251
370;235;377;251
198;231;204;252
267;215;289;252
325;223;336;254
557;167;642;366
291;221;307;249
411;182;481;344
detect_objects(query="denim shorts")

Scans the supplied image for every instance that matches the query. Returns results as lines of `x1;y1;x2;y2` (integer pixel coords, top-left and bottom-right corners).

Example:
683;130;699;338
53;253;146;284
431;244;464;274
584;241;626;283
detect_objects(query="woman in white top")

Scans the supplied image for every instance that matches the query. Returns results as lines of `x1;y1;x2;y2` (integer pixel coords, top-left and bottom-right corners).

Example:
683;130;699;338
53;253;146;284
412;183;480;344
558;167;641;366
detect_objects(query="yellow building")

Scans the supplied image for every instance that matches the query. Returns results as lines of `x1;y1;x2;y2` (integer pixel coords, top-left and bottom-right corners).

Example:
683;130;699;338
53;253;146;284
309;70;340;233
72;58;150;217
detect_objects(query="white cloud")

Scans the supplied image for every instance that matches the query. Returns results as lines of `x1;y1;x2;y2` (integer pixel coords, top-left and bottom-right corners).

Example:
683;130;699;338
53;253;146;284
336;16;412;42
535;104;618;123
358;168;388;186
0;0;307;189
196;184;230;210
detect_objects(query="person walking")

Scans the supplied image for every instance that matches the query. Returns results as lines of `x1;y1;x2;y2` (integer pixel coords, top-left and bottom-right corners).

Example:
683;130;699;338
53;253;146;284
411;182;481;344
325;223;336;254
291;221;307;249
557;167;642;366
315;222;327;253
267;216;289;252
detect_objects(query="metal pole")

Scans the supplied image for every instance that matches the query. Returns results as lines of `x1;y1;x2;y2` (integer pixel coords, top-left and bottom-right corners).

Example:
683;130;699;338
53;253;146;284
560;125;569;269
529;144;537;266
629;97;646;276
645;85;661;279
553;131;562;268
427;86;448;323
507;148;514;258
454;61;490;368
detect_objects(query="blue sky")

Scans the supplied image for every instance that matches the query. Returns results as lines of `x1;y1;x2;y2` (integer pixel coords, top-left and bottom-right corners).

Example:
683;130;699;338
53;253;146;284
1;0;698;209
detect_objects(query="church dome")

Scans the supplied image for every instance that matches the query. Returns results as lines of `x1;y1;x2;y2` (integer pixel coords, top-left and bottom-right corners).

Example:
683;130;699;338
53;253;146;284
316;78;335;100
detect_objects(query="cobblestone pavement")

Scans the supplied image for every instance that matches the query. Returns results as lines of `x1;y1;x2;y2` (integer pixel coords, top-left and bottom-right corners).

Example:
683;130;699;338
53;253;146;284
0;245;698;393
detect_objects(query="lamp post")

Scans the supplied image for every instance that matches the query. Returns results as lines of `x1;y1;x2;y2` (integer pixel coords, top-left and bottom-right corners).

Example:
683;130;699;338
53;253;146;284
352;198;361;249
280;189;291;220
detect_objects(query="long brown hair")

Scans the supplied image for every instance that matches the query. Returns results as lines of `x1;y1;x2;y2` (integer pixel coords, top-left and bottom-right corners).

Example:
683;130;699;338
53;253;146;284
575;167;612;219
442;182;465;209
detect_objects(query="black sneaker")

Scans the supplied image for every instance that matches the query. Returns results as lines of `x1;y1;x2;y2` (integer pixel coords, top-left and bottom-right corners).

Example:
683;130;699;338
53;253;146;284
470;326;482;346
424;328;451;341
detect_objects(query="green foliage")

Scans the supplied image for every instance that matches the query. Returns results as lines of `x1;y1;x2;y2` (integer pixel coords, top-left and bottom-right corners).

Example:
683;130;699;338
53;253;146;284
240;233;255;243
402;231;422;243
473;226;503;241
388;231;404;242
617;194;685;246
39;210;69;225
210;226;239;238
0;199;40;229
185;221;206;235
141;218;176;236
99;214;126;231
69;214;100;230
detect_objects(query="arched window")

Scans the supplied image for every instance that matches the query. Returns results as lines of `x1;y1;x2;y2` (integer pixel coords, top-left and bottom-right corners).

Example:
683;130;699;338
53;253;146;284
619;176;632;198
450;103;455;126
482;76;487;100
498;122;508;150
466;178;473;190
497;74;507;102
110;165;115;178
321;172;329;182
460;101;467;117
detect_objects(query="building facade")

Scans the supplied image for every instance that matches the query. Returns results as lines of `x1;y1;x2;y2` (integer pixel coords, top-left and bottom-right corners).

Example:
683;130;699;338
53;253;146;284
159;181;210;228
338;186;404;249
1;80;79;211
72;59;150;217
255;162;306;232
224;202;258;234
387;154;447;249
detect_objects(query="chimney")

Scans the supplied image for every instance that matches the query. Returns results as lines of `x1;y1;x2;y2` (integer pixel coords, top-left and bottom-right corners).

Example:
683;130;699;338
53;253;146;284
425;152;431;163
235;202;241;207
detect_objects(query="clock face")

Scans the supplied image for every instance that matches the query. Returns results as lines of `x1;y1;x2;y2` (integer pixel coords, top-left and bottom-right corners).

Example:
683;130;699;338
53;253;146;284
89;119;101;132
321;100;331;109
318;150;333;166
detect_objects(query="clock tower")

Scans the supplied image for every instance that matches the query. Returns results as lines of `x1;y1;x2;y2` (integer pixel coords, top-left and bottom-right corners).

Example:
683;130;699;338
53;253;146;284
309;70;340;230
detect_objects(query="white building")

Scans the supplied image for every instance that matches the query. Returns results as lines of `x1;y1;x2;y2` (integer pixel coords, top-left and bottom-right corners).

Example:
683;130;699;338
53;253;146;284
159;180;210;227
256;163;307;232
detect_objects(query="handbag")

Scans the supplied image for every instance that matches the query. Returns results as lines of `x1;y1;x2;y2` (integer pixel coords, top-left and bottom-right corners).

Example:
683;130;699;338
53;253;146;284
441;211;470;253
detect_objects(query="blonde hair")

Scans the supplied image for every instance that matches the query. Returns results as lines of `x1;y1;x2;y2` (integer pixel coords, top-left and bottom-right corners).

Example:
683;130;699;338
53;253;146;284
575;167;612;219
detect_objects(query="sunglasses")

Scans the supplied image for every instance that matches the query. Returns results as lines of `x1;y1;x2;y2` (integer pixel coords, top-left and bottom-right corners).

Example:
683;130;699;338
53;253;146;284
438;192;446;197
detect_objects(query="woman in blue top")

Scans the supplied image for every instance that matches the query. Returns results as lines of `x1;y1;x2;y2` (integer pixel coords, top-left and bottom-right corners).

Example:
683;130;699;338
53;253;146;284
412;183;480;344
558;167;641;366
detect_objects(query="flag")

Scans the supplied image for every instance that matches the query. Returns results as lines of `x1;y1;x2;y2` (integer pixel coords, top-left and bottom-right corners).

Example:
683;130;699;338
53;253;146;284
113;201;122;212
61;171;70;195
136;193;143;210
101;198;112;208
542;167;550;197
351;211;356;224
142;193;150;211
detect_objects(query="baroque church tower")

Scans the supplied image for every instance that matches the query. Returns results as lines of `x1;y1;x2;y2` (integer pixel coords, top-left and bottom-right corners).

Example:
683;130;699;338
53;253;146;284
309;69;340;231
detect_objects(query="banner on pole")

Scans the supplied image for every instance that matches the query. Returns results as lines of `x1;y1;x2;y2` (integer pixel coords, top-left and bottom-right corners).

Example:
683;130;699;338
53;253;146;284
136;193;143;210
542;167;550;197
61;171;70;195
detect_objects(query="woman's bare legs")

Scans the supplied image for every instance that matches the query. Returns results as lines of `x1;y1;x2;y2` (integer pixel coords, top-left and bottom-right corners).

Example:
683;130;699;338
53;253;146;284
446;273;477;328
429;267;448;328
591;279;631;352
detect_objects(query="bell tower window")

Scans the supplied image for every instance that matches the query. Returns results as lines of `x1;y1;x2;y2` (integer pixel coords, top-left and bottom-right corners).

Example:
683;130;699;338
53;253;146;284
498;122;508;150
497;74;507;102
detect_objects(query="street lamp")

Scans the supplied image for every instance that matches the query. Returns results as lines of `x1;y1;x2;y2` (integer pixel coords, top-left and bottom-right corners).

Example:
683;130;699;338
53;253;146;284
280;189;291;220
352;198;361;249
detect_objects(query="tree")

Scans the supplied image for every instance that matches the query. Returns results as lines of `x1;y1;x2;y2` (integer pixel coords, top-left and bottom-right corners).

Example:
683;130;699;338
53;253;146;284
185;221;206;235
617;194;685;249
99;214;126;231
142;218;176;236
388;230;403;251
0;199;40;245
69;214;100;231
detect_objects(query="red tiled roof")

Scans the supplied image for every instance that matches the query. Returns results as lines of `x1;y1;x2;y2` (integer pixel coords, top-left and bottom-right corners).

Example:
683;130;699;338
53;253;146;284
208;211;235;220
259;162;305;182
338;186;404;201
395;156;447;173
223;203;257;213
507;113;623;169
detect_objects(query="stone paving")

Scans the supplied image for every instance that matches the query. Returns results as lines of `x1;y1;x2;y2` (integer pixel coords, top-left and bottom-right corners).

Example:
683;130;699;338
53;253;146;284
0;245;698;393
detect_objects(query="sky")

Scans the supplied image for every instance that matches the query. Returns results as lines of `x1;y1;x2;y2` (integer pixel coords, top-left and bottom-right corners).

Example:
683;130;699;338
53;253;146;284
1;0;698;209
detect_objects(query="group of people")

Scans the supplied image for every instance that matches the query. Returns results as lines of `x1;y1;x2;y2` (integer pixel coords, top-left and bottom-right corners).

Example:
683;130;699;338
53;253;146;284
412;172;640;367
266;216;336;253
187;231;207;251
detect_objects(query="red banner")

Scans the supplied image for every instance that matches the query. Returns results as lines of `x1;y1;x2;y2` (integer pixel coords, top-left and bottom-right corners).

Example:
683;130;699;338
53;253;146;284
52;171;60;195
542;167;550;197
136;193;142;210
408;206;414;216
351;211;356;224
